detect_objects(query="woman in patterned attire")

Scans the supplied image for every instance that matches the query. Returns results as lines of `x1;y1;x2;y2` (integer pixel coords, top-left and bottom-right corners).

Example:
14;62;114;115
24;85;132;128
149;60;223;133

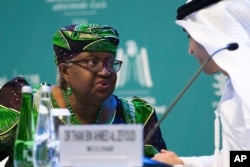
0;23;166;166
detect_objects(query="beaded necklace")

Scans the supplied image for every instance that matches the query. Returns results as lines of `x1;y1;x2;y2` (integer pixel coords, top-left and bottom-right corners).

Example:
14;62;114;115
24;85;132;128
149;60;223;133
62;89;103;124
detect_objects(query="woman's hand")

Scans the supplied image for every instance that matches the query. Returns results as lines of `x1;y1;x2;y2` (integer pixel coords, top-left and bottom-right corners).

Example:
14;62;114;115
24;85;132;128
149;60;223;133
152;149;184;166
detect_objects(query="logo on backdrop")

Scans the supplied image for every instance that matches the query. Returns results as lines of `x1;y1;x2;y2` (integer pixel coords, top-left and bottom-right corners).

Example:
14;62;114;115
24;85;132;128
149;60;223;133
116;40;153;88
115;40;167;114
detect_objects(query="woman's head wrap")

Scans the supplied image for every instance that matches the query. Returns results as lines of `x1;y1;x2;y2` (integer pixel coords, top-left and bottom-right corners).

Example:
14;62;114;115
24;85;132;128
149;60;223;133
53;23;120;65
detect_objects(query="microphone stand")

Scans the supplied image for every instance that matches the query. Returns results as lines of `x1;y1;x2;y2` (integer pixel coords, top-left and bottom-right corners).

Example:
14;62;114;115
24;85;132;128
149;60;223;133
144;45;230;145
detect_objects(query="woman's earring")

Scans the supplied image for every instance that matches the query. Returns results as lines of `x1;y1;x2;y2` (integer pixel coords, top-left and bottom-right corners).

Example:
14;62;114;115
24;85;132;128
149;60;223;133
67;85;72;96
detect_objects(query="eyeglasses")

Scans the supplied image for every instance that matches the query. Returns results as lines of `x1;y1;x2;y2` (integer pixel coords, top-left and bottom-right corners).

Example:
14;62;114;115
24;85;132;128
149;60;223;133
67;59;123;73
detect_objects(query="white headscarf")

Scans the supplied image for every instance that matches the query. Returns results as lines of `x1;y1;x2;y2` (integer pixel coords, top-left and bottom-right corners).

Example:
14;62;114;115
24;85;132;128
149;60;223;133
176;0;250;126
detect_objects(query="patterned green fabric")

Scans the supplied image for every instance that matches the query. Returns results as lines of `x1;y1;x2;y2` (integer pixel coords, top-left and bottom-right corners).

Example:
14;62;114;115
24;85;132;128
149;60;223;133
123;97;159;157
144;145;160;157
120;98;136;124
0;105;19;136
53;23;120;65
0;105;19;155
0;82;164;165
0;106;19;167
132;97;154;125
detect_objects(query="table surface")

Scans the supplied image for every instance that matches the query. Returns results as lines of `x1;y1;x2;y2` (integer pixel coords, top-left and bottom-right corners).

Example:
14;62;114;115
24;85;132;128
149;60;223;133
0;156;172;167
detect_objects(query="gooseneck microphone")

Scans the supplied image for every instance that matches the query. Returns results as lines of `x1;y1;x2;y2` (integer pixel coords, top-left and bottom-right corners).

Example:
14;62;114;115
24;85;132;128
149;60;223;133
227;43;239;51
144;42;239;145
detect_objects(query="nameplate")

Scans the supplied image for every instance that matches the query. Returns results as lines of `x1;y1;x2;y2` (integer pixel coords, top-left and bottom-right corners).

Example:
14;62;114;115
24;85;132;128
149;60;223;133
59;124;143;167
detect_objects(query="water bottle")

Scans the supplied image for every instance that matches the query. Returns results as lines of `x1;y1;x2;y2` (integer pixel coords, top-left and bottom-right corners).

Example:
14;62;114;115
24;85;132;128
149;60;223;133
33;84;59;167
14;85;35;167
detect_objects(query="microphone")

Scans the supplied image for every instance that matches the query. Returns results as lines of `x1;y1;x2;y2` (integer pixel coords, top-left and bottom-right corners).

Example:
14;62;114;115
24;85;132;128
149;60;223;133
227;43;238;51
144;42;239;145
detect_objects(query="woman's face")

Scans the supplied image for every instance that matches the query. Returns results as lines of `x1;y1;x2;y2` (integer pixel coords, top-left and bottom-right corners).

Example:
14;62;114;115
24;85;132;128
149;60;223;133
61;52;118;104
188;37;221;74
